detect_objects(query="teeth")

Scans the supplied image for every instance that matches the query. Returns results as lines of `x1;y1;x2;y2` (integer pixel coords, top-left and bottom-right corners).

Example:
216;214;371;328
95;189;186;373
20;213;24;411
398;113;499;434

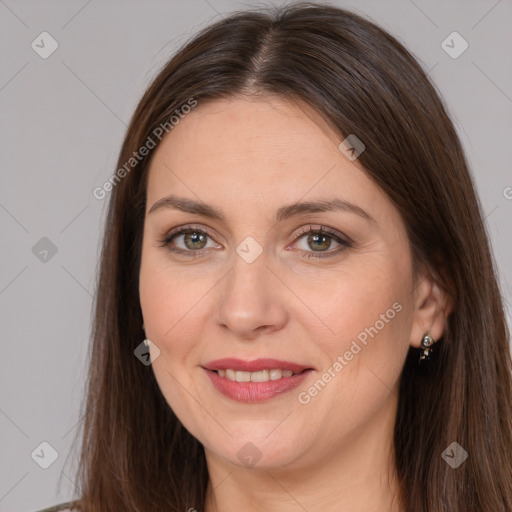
251;370;269;382
216;368;297;382
270;369;282;380
235;371;251;382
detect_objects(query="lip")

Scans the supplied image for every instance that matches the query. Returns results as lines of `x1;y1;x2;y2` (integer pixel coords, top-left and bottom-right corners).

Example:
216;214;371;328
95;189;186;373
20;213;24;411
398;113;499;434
203;358;313;373
202;358;314;404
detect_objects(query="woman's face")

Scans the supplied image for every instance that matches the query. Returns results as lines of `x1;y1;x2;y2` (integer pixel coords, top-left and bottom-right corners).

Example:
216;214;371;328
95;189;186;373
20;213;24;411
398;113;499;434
139;95;436;472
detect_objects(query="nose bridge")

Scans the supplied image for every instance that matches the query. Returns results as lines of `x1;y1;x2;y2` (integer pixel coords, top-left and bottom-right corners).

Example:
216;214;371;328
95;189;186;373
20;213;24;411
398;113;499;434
214;244;287;337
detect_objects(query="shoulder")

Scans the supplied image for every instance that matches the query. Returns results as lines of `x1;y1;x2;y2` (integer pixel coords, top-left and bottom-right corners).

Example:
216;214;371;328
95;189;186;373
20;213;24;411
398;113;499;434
32;501;82;512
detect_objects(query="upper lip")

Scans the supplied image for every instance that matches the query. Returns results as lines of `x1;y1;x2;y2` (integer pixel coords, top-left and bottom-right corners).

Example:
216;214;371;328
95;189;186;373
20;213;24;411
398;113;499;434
203;358;313;373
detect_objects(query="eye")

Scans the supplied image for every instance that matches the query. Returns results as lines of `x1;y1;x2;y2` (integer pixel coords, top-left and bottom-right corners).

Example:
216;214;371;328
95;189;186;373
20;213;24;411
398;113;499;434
158;225;220;256
158;223;353;260
291;225;353;259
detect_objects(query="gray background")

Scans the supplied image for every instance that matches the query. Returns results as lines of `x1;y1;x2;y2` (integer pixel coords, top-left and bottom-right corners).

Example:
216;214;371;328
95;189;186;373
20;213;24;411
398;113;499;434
1;0;511;510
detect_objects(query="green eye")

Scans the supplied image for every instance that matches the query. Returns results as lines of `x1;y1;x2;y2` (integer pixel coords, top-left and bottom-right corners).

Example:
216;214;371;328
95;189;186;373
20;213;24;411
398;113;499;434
159;224;353;260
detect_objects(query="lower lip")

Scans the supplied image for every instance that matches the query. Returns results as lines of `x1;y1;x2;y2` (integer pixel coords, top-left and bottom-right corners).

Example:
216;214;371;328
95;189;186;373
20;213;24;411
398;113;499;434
203;368;313;403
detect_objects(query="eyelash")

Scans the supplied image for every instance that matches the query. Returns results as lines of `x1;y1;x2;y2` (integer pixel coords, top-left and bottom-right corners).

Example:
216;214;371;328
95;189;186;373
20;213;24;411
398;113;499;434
158;224;353;260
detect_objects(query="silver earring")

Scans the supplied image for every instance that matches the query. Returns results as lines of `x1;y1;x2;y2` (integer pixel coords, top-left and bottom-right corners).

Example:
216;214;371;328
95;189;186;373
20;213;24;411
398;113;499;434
419;333;435;362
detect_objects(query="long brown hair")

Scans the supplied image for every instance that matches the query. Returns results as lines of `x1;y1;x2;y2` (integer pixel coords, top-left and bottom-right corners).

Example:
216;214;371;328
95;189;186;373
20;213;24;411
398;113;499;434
68;3;512;511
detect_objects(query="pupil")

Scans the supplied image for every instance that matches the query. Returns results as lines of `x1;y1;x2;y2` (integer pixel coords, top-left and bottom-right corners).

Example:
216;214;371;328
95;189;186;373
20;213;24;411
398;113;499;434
185;232;206;249
308;233;330;251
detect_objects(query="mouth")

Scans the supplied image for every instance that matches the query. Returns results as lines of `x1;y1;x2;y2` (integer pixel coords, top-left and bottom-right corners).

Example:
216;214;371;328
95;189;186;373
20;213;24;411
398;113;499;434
203;357;313;375
211;367;308;382
202;358;314;403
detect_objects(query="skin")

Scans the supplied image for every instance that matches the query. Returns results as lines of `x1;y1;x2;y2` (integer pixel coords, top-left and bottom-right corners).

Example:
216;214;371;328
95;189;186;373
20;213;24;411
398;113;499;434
138;95;452;512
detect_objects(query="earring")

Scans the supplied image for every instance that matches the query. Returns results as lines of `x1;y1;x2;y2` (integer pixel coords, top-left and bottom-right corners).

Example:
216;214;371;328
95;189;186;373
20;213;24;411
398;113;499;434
419;333;435;362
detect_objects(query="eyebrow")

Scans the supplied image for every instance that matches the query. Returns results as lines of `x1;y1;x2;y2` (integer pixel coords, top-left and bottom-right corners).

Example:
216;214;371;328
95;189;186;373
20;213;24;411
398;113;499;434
148;194;375;224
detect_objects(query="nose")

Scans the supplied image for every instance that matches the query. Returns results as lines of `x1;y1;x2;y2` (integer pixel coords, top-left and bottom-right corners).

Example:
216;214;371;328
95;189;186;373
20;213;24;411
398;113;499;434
213;250;289;340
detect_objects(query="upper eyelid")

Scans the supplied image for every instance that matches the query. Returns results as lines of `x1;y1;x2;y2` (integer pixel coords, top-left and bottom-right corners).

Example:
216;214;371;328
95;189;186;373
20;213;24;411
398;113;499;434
165;224;218;242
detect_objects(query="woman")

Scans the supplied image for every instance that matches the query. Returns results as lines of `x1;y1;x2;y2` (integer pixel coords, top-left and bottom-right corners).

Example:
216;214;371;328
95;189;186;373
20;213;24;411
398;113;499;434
37;2;512;511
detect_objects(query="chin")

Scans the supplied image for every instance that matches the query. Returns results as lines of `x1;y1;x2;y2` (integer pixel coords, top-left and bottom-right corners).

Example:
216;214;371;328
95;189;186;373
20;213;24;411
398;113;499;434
203;431;309;471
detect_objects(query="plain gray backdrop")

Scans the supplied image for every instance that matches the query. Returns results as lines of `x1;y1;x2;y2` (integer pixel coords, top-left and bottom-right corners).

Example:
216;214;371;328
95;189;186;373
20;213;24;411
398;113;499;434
1;0;511;510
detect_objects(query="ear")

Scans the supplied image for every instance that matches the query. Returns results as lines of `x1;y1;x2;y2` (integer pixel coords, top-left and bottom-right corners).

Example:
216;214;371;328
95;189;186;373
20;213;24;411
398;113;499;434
410;270;454;348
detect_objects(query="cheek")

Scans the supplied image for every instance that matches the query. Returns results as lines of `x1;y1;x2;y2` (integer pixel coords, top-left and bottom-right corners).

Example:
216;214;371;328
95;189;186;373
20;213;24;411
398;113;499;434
301;256;412;393
308;262;408;344
139;253;212;435
139;249;205;360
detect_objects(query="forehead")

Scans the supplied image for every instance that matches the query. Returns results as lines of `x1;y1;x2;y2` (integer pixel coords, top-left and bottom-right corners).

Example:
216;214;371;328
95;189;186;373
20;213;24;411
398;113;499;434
152;95;339;166
145;95;392;223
